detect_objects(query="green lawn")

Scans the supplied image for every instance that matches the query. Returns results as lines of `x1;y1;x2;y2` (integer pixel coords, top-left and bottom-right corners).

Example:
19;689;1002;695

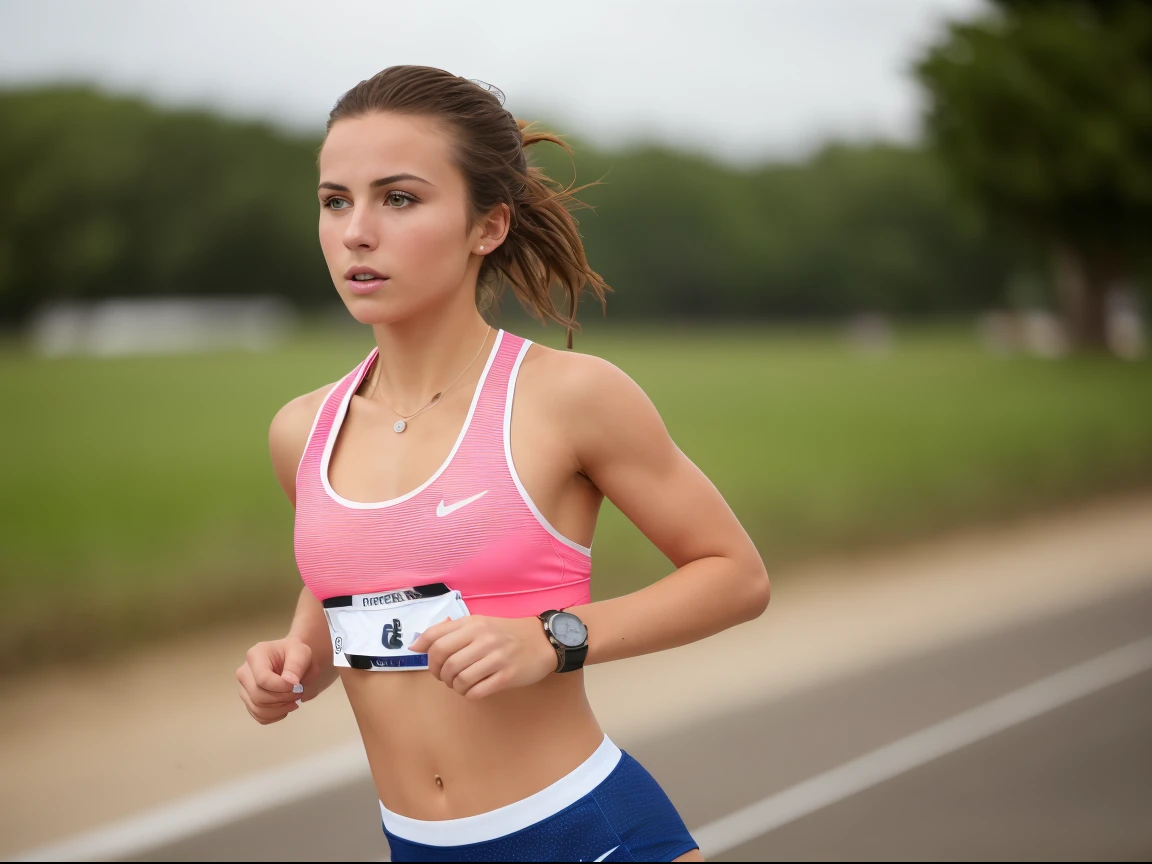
1;321;1150;669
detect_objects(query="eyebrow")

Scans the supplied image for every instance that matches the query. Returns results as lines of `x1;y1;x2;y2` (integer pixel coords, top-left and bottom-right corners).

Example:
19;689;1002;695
317;173;433;192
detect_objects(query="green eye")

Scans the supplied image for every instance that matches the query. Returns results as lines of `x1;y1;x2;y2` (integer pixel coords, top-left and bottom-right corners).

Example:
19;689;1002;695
386;191;414;208
325;198;349;210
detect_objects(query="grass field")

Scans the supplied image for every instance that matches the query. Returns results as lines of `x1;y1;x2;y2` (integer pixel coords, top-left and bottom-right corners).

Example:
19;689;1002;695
1;320;1150;670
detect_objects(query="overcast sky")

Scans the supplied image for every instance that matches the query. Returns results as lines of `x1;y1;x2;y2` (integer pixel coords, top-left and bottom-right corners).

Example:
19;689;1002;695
0;0;984;165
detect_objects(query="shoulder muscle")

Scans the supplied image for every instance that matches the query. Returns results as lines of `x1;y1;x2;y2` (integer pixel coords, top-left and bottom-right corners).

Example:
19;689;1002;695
269;383;337;506
517;345;672;479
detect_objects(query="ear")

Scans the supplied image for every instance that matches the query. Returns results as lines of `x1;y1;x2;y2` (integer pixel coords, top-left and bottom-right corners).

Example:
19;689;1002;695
471;202;511;257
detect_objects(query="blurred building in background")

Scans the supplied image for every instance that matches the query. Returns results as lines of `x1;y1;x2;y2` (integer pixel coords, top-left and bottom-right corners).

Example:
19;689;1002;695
28;297;298;357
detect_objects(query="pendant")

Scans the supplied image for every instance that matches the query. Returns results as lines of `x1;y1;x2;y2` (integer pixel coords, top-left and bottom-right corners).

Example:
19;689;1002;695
393;420;407;433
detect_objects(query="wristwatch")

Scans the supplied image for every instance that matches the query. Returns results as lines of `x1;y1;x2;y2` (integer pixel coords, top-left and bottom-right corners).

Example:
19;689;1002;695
538;610;588;673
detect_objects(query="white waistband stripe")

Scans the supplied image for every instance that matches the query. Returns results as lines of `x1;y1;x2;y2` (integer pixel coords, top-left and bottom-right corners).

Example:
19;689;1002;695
379;736;622;846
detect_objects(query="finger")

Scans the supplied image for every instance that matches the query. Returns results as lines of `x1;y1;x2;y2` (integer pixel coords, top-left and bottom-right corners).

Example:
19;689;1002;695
238;683;295;724
425;626;477;680
259;703;297;724
238;682;258;717
252;685;303;707
451;653;502;696
236;663;296;706
280;640;312;688
247;645;294;693
463;669;508;701
409;616;465;654
410;617;458;654
236;662;256;693
439;640;492;689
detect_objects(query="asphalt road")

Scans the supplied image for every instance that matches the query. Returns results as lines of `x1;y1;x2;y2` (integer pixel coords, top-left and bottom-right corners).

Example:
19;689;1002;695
129;580;1152;862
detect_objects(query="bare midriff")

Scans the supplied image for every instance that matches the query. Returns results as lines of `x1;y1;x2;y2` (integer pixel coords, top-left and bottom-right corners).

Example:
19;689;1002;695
342;666;605;820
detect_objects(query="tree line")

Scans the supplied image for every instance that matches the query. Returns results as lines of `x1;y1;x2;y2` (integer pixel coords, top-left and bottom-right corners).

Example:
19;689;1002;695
1;0;1148;345
0;86;1011;325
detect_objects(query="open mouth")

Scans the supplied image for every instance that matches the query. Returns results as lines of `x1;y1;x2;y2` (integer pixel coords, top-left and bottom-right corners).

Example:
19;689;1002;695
344;267;389;294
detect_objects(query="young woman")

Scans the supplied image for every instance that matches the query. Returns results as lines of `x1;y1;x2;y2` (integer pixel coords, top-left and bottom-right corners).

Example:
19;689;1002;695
236;65;770;862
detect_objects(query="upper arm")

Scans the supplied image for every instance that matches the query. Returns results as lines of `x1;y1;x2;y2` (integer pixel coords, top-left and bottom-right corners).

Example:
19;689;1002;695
269;384;336;508
557;354;761;571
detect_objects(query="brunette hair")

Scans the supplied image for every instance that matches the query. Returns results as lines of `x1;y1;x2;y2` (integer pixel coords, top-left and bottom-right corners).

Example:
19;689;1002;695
326;65;610;348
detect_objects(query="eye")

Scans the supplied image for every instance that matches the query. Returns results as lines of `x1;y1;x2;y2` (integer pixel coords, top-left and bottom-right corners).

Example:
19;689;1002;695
323;197;350;211
386;191;415;209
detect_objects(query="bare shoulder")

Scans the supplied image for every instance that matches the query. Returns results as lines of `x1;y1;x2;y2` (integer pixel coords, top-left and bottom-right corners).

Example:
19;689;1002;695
516;341;669;459
268;382;339;505
517;341;639;409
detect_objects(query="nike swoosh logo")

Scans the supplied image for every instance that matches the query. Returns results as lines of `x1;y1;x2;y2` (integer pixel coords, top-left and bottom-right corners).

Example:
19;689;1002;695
436;490;488;517
593;847;619;862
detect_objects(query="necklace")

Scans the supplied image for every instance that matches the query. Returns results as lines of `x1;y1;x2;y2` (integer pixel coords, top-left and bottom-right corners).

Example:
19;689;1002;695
372;325;491;433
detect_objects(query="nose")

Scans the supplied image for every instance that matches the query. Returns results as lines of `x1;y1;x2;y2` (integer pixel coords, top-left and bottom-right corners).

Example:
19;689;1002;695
342;203;379;251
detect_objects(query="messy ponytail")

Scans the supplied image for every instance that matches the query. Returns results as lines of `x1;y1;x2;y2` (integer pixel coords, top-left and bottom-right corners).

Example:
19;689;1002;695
326;66;610;347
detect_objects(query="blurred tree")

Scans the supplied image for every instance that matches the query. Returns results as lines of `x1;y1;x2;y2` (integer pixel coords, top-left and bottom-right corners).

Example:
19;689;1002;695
0;85;1013;326
532;139;1010;321
915;0;1152;349
0;87;328;323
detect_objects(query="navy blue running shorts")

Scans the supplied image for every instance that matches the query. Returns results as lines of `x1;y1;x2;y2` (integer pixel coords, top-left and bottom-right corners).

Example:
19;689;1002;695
380;737;697;862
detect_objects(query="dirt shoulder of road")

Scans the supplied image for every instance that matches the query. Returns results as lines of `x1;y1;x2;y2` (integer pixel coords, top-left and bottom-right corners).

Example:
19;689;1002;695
3;492;1152;858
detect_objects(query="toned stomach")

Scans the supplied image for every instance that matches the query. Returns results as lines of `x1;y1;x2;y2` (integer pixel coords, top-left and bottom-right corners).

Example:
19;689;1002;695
341;666;605;820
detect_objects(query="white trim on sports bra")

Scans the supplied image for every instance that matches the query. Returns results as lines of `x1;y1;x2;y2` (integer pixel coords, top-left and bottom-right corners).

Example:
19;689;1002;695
294;368;356;492
503;339;593;556
379;735;621;846
320;330;504;510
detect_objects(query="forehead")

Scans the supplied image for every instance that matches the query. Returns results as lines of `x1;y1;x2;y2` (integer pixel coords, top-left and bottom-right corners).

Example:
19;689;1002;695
319;112;457;185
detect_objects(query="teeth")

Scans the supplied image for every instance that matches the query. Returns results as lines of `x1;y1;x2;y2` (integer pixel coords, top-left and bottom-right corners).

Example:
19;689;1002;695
352;274;377;281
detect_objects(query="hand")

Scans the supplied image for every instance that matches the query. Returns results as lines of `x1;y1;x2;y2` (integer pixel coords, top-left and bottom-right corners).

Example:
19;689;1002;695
409;616;557;700
236;636;319;725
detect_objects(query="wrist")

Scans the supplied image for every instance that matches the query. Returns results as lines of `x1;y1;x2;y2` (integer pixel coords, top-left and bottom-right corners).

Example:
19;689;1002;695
520;616;558;673
537;609;589;673
285;630;318;663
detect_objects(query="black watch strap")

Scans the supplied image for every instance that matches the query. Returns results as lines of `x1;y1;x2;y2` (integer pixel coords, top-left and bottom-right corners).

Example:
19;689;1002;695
556;643;587;673
539;610;588;673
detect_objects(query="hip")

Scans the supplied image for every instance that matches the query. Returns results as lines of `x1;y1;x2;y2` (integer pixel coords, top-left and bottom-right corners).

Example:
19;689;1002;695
380;736;698;862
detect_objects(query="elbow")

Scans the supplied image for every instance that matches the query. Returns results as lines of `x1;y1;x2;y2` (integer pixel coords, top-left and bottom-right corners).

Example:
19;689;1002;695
741;558;771;622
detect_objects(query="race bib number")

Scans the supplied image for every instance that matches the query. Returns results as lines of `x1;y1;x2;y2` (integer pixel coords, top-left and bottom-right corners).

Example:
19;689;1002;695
322;583;469;671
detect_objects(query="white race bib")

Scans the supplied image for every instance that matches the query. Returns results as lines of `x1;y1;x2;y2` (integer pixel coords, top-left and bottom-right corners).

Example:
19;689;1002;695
322;583;470;671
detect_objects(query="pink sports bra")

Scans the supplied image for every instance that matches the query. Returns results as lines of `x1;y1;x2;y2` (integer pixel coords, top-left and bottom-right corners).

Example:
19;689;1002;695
293;330;593;618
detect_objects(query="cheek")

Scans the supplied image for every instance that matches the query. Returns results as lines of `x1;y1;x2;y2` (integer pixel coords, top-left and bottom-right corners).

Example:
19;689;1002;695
394;208;469;283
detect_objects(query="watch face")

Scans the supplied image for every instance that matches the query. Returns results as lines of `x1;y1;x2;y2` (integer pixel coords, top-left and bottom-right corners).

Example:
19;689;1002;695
549;612;587;648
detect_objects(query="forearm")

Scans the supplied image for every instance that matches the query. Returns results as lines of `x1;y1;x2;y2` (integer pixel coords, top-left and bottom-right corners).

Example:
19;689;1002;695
576;554;770;666
287;587;339;696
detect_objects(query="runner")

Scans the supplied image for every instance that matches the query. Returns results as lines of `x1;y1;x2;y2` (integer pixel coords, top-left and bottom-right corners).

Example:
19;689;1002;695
236;65;770;862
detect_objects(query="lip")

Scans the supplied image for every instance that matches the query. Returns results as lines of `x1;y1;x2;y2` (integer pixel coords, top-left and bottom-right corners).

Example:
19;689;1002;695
344;265;389;295
346;276;388;295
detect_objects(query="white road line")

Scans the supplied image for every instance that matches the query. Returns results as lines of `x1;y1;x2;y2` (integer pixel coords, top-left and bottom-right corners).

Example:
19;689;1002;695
10;743;369;863
12;637;1152;863
692;635;1152;859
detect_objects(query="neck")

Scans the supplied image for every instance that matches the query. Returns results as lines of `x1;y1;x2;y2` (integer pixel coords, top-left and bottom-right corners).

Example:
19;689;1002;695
368;295;493;414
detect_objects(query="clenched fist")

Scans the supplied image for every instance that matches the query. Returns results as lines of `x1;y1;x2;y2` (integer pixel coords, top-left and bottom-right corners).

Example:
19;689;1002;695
236;636;319;725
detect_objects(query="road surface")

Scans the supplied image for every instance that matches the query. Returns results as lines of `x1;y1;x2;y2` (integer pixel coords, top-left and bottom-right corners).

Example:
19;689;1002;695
123;579;1152;862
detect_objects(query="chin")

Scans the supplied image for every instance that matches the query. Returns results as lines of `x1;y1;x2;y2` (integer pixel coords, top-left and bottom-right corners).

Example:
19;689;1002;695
338;289;427;327
338;280;461;327
344;299;404;326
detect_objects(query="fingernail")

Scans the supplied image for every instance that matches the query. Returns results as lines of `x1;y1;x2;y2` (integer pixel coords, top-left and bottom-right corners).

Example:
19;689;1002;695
296;699;303;707
292;684;304;694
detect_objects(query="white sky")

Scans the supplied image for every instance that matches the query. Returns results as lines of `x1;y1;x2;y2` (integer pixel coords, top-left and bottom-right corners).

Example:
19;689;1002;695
0;0;984;165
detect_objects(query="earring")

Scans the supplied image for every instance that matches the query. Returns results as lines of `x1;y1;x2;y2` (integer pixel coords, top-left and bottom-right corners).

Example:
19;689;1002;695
479;245;485;252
